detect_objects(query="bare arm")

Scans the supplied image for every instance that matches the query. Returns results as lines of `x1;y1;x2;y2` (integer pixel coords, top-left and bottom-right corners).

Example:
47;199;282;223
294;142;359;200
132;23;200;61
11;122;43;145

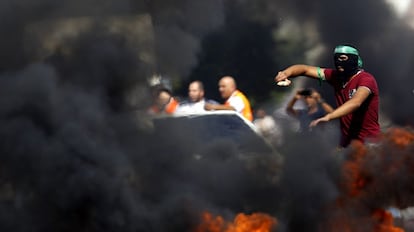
312;91;334;113
204;103;235;111
275;65;323;82
310;87;371;127
286;91;302;116
319;101;335;113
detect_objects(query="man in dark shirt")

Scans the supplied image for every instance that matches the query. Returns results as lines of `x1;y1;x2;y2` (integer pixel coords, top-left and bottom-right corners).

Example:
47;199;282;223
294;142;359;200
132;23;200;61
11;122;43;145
275;45;380;147
286;88;334;133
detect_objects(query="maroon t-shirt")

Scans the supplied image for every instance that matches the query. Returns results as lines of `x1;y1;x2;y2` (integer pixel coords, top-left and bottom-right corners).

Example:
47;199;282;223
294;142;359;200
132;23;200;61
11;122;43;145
324;69;380;147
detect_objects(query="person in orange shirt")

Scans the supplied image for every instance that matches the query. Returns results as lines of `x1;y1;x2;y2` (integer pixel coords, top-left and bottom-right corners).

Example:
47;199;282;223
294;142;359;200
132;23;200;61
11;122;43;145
147;87;178;115
204;76;253;121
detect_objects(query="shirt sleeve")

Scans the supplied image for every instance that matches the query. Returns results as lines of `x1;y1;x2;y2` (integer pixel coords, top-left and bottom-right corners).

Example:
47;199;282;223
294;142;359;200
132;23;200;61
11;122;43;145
358;74;378;94
323;68;334;82
228;96;245;113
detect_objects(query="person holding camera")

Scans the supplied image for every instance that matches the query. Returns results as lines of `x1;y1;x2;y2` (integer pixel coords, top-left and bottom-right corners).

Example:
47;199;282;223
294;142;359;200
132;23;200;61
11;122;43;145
286;88;334;133
275;44;380;147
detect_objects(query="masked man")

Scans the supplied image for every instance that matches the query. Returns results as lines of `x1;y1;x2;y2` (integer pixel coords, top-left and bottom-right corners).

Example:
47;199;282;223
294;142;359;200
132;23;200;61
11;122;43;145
274;44;380;148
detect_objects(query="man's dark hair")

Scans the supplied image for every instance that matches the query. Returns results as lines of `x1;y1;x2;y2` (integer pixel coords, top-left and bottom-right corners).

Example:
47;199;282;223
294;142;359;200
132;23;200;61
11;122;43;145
298;89;312;96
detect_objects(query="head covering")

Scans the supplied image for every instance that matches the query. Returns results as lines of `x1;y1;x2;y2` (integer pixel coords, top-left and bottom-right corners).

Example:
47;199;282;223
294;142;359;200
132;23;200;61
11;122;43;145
334;45;363;67
333;45;362;77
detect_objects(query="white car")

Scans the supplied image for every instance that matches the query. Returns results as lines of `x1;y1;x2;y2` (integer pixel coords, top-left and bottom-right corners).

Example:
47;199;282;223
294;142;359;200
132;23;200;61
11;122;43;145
152;110;276;158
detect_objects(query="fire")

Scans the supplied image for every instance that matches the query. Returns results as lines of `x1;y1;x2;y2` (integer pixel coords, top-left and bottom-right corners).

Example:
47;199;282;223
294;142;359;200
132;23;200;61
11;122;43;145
323;127;414;232
195;212;277;232
342;141;369;197
322;208;404;232
372;209;404;232
385;127;414;147
195;127;414;232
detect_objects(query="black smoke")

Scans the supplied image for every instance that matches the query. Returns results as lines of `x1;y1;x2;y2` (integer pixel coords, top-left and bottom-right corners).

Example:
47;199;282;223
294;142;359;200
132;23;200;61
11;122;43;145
0;2;284;231
1;0;413;231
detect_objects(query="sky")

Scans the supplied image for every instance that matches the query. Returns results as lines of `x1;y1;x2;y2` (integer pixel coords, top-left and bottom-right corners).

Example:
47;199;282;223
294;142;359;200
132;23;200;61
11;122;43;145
386;0;412;16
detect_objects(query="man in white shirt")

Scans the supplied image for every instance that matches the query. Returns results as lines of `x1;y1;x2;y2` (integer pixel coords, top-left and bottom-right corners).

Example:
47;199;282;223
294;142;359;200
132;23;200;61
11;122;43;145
175;80;217;114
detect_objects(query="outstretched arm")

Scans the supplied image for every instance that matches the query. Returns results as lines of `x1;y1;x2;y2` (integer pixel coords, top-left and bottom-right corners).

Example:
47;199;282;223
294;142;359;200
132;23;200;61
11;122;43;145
274;65;323;82
309;87;371;127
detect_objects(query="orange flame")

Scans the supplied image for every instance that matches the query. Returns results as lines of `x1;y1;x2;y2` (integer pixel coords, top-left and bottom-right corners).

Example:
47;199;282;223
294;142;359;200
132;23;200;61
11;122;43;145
321;204;405;232
196;127;413;232
324;128;414;232
342;141;370;197
385;127;414;148
372;209;404;232
195;212;277;232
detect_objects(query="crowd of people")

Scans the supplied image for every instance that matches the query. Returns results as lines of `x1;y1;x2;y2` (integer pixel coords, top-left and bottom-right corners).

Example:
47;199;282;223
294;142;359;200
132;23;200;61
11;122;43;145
148;76;253;120
146;44;381;149
146;74;334;149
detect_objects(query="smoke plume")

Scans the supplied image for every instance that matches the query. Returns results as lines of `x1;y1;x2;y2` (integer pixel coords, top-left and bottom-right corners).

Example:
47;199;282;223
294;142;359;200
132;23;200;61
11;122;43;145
1;0;414;231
